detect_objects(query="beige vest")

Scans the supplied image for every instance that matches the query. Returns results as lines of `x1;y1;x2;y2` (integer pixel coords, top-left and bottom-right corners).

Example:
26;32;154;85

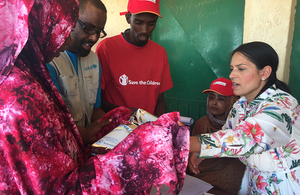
48;51;100;127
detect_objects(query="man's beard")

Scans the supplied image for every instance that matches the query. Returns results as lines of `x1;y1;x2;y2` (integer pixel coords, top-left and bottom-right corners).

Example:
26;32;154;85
70;39;93;57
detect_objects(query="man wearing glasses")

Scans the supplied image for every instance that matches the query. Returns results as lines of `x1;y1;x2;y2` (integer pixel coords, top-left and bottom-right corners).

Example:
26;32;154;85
96;0;173;117
47;0;108;146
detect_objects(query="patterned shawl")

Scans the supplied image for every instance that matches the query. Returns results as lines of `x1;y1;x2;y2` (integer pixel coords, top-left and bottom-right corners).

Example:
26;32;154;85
193;95;237;135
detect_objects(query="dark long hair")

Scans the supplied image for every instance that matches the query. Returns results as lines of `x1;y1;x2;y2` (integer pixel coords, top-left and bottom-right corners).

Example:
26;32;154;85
231;41;291;96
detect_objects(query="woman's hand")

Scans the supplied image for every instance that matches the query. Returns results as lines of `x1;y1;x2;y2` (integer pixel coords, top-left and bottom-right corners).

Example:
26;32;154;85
188;152;203;174
177;121;185;126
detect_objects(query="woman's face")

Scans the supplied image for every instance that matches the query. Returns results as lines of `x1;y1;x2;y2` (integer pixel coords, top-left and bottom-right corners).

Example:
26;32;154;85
229;52;265;102
45;35;72;63
208;92;226;120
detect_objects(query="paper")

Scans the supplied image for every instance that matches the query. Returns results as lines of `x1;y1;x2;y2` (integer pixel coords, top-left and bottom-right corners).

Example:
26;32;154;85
129;108;158;125
150;174;213;195
93;108;155;151
180;116;194;126
92;124;137;149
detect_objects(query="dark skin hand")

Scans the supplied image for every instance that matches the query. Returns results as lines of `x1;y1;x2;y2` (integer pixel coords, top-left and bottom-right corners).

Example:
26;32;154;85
100;97;137;115
188;136;203;174
91;107;106;123
128;107;138;115
77;119;112;145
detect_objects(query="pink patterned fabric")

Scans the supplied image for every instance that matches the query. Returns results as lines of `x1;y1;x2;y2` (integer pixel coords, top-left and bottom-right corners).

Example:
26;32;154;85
97;106;132;140
0;1;189;194
0;0;33;85
91;110;190;194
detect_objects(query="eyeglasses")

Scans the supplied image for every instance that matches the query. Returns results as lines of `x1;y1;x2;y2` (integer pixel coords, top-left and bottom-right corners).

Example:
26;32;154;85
77;19;107;38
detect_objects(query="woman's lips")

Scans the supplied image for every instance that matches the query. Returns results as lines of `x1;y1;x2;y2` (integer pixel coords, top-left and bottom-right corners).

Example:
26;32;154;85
232;82;239;89
209;107;218;111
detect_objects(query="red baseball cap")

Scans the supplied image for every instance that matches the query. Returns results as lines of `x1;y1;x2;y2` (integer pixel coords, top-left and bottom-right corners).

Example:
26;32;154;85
202;77;236;97
120;0;162;18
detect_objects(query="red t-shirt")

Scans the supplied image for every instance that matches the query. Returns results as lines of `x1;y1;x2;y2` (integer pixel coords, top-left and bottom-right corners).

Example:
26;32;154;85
96;33;173;114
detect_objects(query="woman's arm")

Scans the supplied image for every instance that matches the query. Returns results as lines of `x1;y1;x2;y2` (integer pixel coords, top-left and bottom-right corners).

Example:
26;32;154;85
199;101;294;158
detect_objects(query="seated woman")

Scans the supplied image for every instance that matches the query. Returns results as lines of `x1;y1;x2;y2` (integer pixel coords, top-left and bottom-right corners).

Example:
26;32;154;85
191;77;245;194
0;0;189;194
190;41;300;194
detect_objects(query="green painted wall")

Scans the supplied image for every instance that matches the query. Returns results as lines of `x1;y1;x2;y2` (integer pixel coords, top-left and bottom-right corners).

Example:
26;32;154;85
151;0;245;129
290;0;300;102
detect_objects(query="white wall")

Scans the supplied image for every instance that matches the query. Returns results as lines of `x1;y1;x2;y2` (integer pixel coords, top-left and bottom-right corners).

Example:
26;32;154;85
243;0;297;83
92;0;129;52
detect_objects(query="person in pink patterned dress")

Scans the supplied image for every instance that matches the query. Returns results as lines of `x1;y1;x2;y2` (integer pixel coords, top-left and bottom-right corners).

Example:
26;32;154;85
0;0;189;194
190;41;300;194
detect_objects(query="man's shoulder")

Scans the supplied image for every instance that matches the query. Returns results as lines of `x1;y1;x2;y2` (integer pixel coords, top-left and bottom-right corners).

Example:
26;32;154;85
96;34;122;52
50;51;70;65
100;34;122;44
147;40;166;51
197;115;209;123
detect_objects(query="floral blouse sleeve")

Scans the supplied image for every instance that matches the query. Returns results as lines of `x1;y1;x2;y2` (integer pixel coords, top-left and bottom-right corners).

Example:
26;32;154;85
198;87;300;159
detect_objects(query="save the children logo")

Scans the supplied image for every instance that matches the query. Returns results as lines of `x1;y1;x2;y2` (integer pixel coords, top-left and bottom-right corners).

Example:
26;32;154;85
119;74;160;86
119;74;128;86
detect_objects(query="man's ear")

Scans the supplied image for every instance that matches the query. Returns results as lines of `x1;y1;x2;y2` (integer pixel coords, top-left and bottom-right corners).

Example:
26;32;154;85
125;12;131;24
261;65;272;80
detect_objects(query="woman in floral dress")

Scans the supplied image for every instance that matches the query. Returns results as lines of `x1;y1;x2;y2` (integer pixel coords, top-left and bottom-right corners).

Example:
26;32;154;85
190;41;300;194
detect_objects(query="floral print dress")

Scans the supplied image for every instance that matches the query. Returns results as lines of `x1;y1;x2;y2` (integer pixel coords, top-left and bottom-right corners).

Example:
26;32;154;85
197;86;300;194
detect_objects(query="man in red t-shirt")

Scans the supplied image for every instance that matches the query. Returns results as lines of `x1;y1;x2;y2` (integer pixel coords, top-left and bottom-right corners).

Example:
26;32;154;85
96;0;173;116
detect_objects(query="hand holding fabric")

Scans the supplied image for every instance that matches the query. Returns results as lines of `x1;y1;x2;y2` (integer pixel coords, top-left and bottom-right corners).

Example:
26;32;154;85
79;119;112;145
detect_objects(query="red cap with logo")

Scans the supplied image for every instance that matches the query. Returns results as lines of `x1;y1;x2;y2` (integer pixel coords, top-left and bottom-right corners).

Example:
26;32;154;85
120;0;162;18
202;77;236;97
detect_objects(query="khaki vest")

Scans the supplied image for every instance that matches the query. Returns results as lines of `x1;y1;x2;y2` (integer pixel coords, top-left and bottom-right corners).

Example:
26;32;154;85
48;51;100;127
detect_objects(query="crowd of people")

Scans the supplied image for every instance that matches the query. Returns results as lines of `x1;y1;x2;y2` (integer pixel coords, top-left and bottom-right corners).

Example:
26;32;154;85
1;0;300;194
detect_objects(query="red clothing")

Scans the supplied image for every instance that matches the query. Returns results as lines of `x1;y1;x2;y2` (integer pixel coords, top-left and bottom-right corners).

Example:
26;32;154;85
96;33;173;114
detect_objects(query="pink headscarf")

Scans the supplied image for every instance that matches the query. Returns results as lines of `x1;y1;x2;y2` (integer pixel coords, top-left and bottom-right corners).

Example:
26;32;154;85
0;0;78;85
0;0;33;85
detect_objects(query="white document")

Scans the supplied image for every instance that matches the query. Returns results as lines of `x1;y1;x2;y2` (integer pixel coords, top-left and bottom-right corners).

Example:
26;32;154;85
150;174;213;195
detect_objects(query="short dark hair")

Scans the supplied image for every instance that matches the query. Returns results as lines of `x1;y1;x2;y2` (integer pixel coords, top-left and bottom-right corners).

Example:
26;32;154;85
79;0;107;13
